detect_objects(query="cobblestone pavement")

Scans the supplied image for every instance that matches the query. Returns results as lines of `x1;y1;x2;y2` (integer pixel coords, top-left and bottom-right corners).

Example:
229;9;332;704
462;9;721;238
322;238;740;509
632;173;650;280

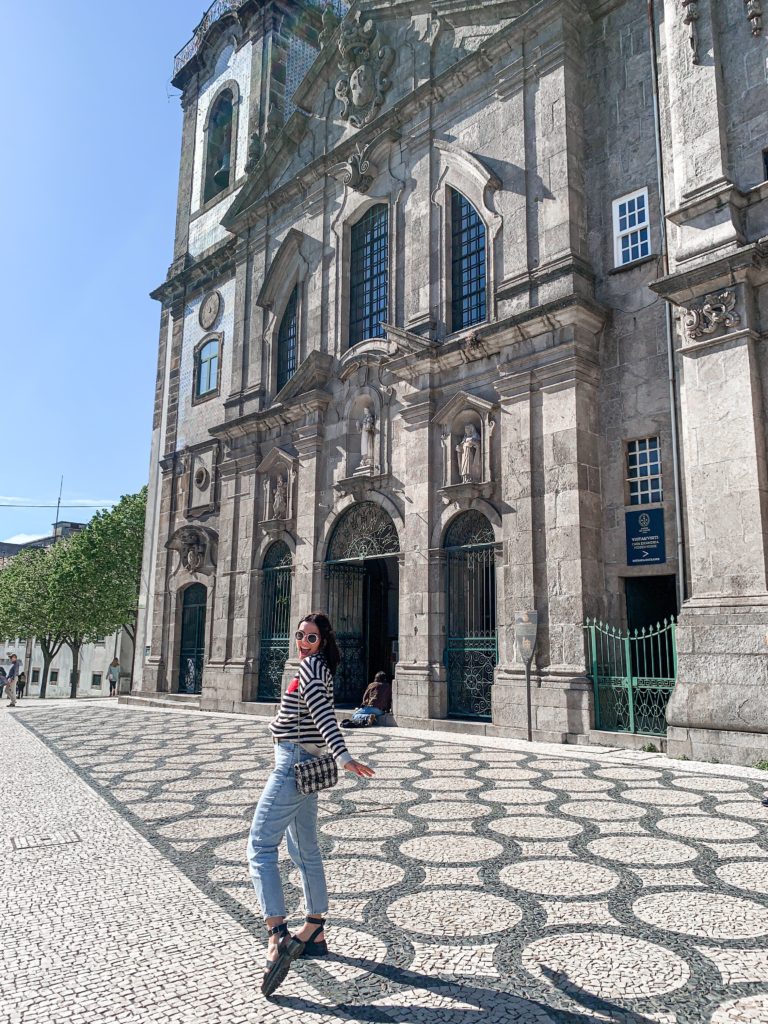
3;704;768;1024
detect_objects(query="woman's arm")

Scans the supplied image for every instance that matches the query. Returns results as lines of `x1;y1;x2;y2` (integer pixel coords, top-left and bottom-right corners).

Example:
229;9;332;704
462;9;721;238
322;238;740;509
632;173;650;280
298;657;353;766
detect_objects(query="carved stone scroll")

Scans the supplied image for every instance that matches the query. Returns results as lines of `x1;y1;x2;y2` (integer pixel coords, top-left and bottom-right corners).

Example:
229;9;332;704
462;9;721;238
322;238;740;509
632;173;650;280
684;290;741;340
335;13;395;128
745;0;763;35
682;0;701;64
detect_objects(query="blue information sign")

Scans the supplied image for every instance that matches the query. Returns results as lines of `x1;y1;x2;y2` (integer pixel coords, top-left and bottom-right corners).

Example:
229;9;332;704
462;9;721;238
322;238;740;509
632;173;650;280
625;508;666;566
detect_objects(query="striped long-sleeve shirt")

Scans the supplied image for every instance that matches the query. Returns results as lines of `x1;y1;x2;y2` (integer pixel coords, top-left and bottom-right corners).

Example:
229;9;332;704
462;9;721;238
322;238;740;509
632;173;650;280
269;654;352;766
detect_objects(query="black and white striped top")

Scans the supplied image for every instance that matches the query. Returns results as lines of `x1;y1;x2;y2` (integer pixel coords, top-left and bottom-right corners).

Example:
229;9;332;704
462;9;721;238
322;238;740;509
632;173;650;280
269;654;352;766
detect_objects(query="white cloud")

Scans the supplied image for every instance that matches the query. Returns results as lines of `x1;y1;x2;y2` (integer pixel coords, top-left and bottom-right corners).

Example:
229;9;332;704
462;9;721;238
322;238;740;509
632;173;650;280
2;533;48;545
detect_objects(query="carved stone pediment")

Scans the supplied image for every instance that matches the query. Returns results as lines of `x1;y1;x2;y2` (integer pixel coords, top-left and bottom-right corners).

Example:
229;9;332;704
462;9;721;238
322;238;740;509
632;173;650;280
167;525;218;577
335;12;395;128
274;350;335;404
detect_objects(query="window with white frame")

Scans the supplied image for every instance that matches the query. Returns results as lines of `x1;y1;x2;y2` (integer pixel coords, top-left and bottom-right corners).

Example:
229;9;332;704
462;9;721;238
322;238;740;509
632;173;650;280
613;188;650;267
626;437;662;505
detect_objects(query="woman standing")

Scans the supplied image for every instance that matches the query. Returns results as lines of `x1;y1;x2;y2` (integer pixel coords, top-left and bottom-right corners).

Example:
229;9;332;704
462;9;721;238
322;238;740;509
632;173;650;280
107;658;120;697
247;611;374;998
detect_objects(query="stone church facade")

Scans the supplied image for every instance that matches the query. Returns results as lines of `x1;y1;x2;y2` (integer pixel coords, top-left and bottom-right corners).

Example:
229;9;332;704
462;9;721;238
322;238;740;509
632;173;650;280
135;0;768;765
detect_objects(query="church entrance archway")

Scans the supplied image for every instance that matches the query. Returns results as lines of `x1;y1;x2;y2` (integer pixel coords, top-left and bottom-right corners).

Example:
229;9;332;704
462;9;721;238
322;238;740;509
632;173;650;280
325;502;399;706
258;541;293;701
178;583;207;695
443;510;497;720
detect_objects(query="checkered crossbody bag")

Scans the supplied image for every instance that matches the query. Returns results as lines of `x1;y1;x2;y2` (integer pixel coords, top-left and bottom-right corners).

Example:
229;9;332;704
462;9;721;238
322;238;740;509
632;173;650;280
293;699;339;795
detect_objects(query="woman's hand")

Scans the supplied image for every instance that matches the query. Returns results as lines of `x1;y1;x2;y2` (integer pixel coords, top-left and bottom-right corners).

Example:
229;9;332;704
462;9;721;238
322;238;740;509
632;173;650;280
343;758;375;778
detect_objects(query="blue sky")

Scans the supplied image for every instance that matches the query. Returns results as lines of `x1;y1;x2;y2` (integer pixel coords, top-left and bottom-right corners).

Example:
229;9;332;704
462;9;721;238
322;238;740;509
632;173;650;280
1;2;199;542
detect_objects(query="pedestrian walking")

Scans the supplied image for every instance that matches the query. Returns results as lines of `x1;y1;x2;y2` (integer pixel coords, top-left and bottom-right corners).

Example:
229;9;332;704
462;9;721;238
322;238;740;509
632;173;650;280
247;611;374;998
107;658;120;697
4;653;21;707
15;671;26;701
341;670;392;728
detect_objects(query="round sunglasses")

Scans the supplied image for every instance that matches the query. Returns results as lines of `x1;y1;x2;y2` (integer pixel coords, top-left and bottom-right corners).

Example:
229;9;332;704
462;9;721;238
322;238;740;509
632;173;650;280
295;630;320;644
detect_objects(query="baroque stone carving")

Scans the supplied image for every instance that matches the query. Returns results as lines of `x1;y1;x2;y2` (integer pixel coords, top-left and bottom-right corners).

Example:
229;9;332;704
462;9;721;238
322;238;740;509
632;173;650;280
681;0;701;64
343;144;374;193
335;13;395;128
167;526;217;577
245;131;263;173
319;2;340;48
684;290;741;340
745;0;763;34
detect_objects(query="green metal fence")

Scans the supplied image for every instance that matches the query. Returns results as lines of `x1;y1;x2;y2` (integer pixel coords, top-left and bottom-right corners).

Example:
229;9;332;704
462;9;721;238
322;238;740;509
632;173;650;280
584;618;677;736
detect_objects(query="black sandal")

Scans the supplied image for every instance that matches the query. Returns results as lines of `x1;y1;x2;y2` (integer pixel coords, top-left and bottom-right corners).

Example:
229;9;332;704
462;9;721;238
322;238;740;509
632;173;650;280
260;922;305;997
301;915;328;958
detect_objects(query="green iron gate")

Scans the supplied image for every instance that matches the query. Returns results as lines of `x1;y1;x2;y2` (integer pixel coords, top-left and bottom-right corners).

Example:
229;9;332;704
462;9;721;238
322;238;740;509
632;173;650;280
444;511;497;720
584;618;677;735
257;542;293;701
178;583;207;695
325;502;399;706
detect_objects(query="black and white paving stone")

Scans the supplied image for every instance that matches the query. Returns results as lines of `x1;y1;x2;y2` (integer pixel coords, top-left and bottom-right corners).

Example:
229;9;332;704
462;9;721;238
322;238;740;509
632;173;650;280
3;702;768;1023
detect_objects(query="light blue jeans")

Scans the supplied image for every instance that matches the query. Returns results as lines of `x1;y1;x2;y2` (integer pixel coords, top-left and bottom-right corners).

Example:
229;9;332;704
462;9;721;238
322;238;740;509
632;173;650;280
352;706;383;723
247;741;329;920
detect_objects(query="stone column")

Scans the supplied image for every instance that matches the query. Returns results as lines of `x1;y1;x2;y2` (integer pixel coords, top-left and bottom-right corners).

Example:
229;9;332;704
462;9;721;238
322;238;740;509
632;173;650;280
395;391;440;723
660;266;768;764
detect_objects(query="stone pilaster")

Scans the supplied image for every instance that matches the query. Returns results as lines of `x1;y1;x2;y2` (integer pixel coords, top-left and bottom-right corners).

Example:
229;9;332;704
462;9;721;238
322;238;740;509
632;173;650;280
655;257;768;764
395;391;440;723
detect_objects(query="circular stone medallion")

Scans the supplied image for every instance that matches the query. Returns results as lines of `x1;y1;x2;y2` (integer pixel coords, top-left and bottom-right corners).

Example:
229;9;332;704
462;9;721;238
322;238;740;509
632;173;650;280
710;995;768;1023
476;768;541;783
541;777;614;794
716;861;768;896
290;857;405;895
561;799;646;821
481;788;554;805
587;836;697;865
399;834;504;864
671;776;751;795
501;859;619;898
388;889;522;937
634;890;768;939
409;799;491;820
489;815;583;840
521;931;690;998
417;758;469;771
657;815;759;841
622;787;702;807
199;291;221;329
321;816;412;839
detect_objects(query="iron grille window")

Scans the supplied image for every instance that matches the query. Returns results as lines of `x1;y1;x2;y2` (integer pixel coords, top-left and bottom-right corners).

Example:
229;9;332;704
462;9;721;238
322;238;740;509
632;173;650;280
627;437;663;505
450;189;487;332
91;673;102;688
613;188;650;267
196;339;219;397
349;204;388;347
276;286;298;392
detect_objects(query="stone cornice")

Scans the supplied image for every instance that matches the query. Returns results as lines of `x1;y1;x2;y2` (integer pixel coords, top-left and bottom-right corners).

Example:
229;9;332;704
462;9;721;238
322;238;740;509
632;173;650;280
383;295;606;382
649;241;768;306
150;238;239;306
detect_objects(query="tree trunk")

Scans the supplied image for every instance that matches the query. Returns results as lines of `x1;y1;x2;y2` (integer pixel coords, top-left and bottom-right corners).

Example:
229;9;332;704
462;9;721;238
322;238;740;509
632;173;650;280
68;641;82;699
38;636;63;699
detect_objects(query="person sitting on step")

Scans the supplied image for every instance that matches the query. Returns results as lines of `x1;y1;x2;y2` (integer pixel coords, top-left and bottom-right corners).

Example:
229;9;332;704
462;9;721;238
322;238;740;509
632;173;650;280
341;671;392;728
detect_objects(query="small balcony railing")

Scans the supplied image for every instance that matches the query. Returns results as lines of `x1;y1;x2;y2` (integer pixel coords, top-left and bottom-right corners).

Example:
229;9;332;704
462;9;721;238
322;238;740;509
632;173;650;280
174;0;248;77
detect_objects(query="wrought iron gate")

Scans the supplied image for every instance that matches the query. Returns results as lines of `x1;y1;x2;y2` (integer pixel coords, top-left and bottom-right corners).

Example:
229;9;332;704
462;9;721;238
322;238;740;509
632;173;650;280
325;502;399;706
584;618;677;735
178;583;207;695
443;511;497;720
258;542;292;701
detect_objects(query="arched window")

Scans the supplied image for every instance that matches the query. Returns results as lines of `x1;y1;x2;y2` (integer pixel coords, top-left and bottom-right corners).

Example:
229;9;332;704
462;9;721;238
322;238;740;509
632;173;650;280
204;90;234;204
196;338;220;398
450;188;487;332
349;204;388;347
276;286;298;393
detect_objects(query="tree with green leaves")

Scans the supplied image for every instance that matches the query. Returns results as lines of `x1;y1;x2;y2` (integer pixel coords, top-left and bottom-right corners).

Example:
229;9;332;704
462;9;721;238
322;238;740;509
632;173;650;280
0;488;147;699
0;546;67;698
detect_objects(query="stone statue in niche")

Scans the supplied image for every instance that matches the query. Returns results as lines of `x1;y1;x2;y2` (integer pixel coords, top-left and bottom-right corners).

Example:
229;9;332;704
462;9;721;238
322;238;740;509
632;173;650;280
456;423;480;483
359;407;376;469
272;475;288;519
